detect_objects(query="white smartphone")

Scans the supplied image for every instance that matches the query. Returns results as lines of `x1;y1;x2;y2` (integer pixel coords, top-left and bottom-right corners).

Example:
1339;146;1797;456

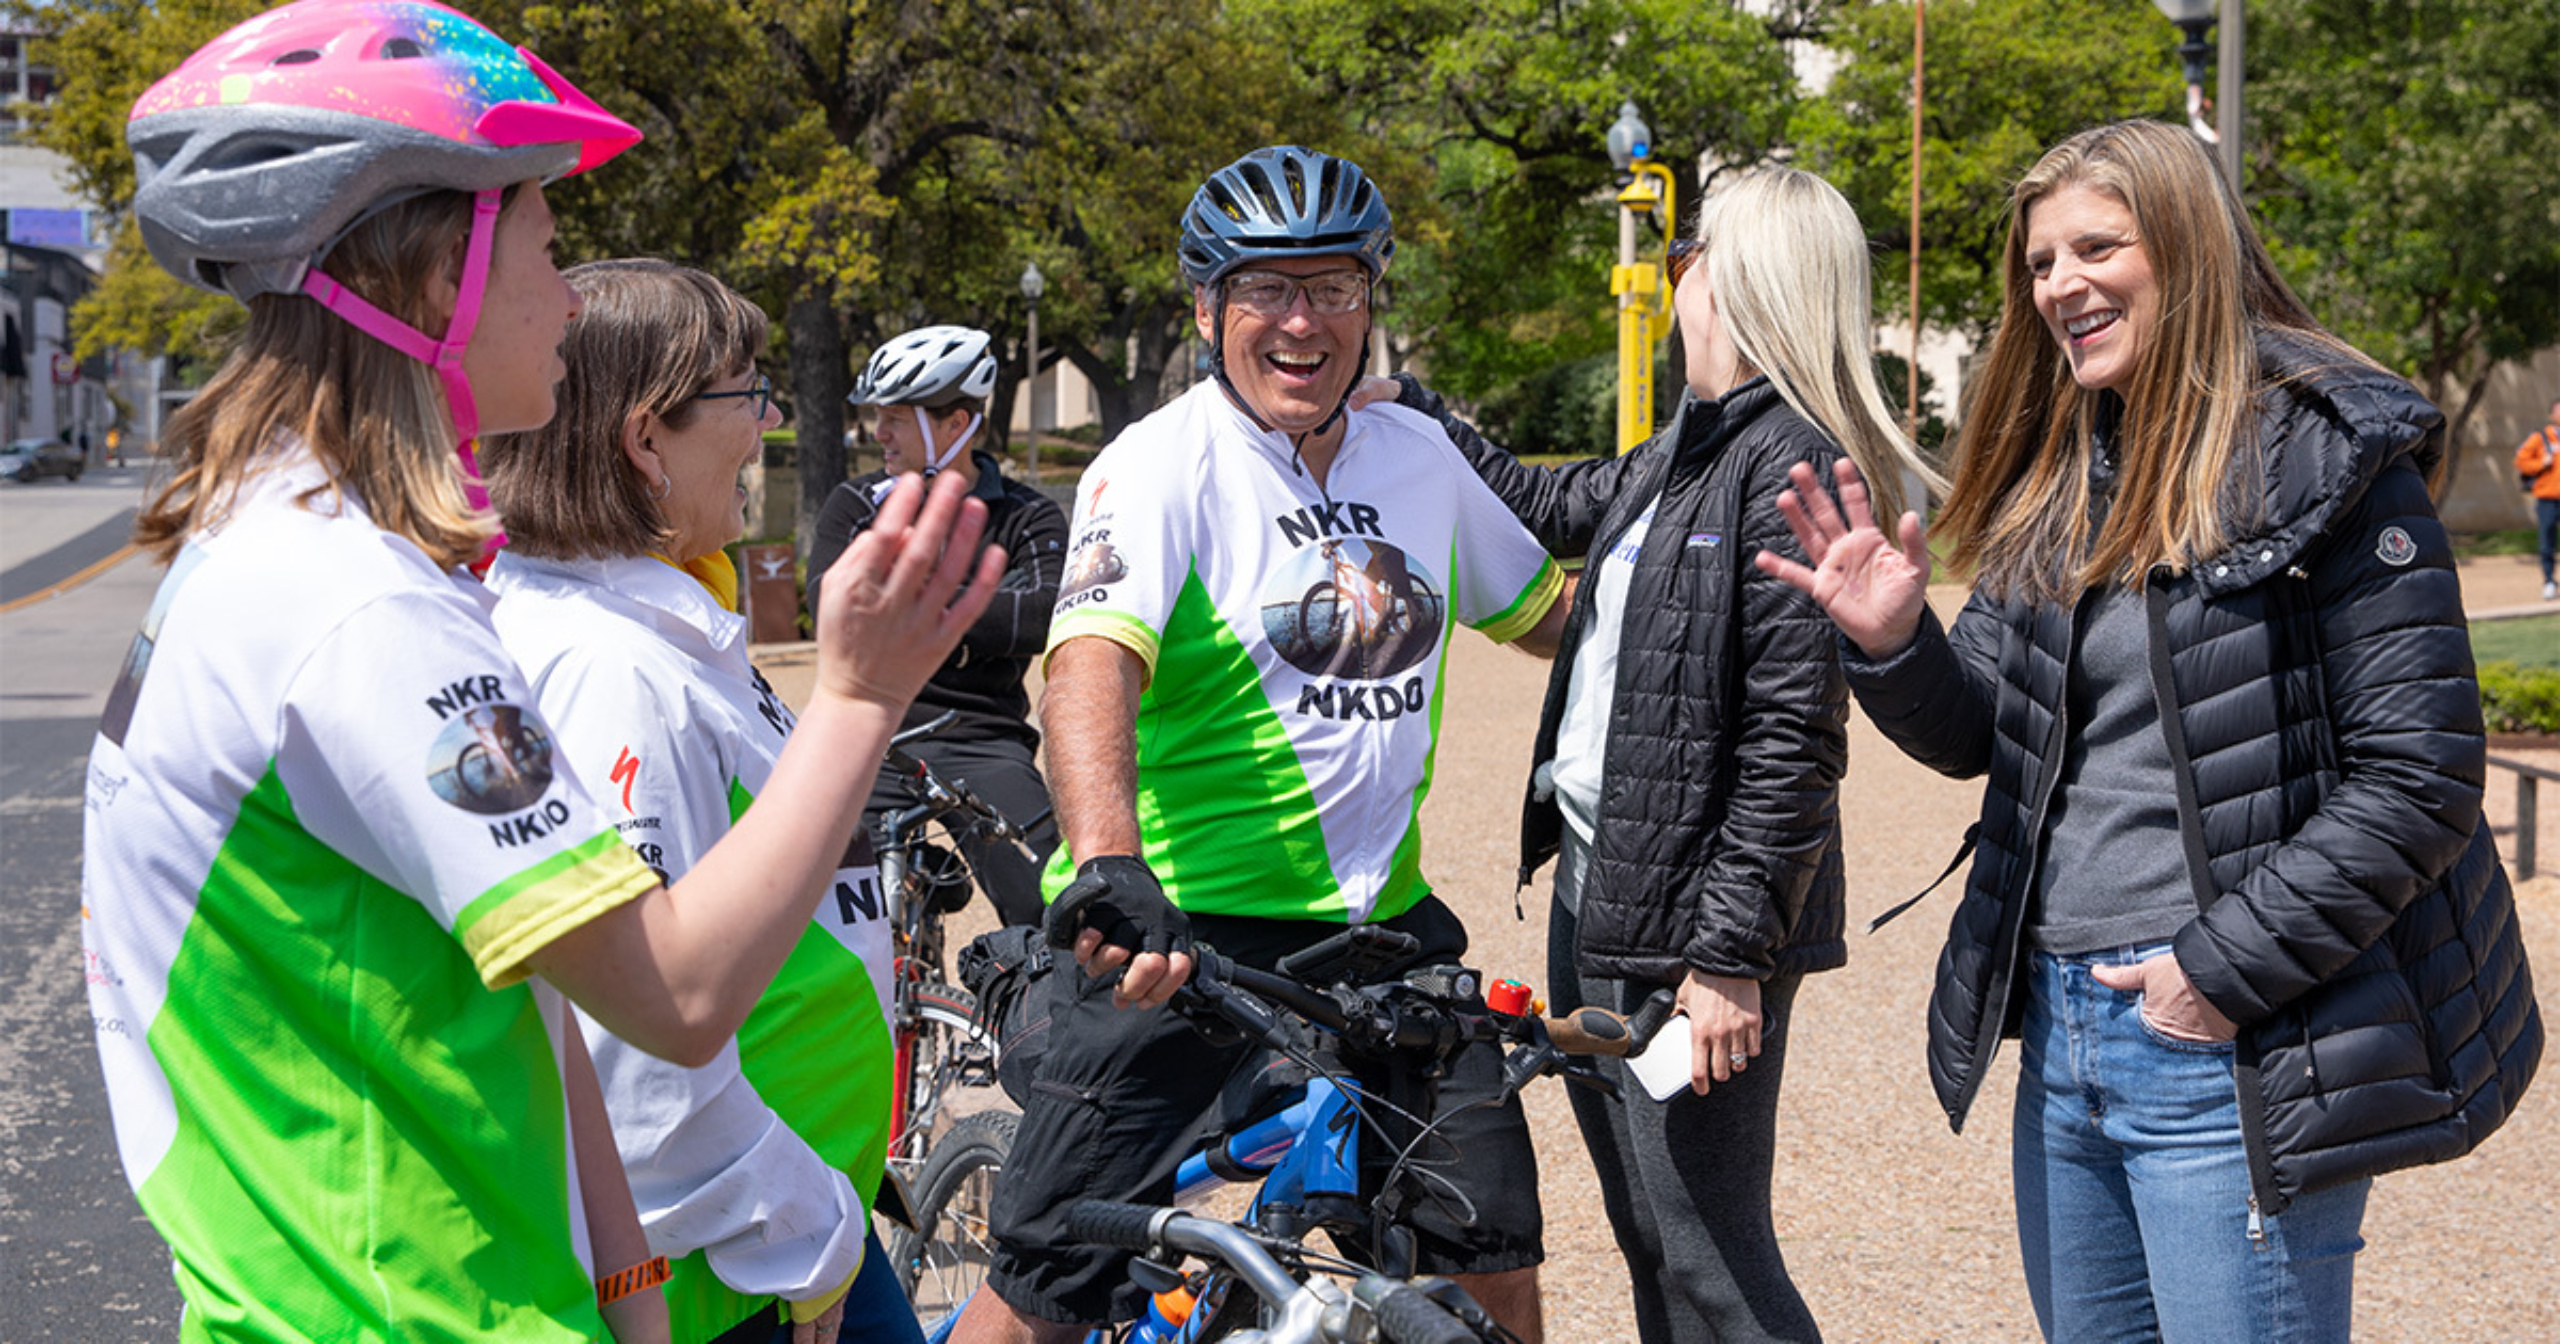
1626;1010;1694;1101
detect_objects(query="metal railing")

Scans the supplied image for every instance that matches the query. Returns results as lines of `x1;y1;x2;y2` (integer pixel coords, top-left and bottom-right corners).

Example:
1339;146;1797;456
2487;754;2557;880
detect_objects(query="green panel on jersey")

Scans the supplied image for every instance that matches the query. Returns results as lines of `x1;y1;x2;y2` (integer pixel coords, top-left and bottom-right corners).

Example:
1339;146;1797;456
138;764;599;1342
657;775;895;1343
1135;565;1342;919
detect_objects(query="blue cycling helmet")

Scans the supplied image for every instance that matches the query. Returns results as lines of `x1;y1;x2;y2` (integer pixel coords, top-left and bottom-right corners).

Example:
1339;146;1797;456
1178;146;1394;287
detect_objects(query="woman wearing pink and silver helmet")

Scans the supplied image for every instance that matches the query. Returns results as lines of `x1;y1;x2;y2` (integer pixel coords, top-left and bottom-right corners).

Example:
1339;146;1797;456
812;325;1068;928
83;4;999;1340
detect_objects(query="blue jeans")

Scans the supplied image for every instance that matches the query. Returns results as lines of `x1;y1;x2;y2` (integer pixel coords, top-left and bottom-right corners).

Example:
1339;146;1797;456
2013;944;2370;1343
2536;497;2558;584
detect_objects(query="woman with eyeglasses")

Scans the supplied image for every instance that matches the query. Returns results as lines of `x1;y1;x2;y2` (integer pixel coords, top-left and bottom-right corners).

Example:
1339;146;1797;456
482;260;931;1344
808;324;1068;928
1373;166;1938;1343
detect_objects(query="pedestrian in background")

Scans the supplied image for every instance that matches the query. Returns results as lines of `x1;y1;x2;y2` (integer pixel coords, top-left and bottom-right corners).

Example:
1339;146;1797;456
2513;394;2560;600
1760;118;2540;1343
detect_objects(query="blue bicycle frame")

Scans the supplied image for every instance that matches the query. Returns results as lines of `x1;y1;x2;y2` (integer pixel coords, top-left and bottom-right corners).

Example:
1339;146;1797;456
920;1078;1359;1344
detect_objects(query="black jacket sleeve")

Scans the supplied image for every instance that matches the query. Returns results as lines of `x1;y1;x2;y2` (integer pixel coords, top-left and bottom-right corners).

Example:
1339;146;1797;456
2176;455;2486;1027
802;479;879;625
1392;372;1642;559
1840;590;2005;782
956;491;1068;664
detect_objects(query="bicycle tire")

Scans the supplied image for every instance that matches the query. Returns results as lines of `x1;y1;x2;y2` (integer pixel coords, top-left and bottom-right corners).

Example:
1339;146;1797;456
893;1108;1017;1331
893;979;996;1168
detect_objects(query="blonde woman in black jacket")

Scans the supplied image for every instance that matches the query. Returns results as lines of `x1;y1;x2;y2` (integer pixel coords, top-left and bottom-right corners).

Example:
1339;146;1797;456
1761;120;2539;1342
1377;167;1937;1343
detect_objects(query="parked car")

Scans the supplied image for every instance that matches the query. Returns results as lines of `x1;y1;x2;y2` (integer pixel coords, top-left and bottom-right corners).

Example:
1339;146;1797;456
2;438;84;483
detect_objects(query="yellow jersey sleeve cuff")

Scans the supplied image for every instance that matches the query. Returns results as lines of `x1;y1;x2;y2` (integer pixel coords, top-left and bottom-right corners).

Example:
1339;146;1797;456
458;830;660;989
1043;610;1161;686
1475;556;1566;645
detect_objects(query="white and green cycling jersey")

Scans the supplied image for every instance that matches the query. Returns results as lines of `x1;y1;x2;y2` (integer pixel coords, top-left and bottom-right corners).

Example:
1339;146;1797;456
81;448;659;1342
1044;384;1563;923
489;551;894;1343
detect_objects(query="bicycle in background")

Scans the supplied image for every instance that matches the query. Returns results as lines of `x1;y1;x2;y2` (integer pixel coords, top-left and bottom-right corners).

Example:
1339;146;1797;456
897;923;1673;1340
873;711;1046;1176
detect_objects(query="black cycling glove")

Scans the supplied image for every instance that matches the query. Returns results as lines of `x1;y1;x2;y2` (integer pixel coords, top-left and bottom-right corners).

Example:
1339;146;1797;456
1044;854;1192;959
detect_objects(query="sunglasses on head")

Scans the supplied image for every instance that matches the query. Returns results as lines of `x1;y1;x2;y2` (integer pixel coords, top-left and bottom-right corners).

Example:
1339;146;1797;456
1667;237;1704;288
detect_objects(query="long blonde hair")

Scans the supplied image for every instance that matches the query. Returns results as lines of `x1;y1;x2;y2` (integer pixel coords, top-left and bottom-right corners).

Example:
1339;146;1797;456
1699;167;1944;521
1935;120;2369;603
136;188;500;570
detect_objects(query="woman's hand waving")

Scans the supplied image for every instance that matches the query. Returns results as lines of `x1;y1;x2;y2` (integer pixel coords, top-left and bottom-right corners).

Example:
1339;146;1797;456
1753;458;1933;661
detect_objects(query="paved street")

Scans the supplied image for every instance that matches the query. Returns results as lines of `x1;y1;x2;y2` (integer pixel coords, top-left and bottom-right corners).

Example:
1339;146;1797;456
0;466;186;1338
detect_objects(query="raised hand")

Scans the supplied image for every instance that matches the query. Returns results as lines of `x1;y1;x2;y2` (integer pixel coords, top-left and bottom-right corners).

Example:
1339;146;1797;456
810;469;1005;711
1753;458;1932;661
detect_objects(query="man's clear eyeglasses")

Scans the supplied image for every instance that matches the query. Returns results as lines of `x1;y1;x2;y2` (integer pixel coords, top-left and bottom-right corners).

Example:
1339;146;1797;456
1224;270;1370;317
694;372;772;419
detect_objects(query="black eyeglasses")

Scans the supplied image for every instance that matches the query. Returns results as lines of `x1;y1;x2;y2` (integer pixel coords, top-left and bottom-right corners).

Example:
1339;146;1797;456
1667;237;1704;289
693;372;773;419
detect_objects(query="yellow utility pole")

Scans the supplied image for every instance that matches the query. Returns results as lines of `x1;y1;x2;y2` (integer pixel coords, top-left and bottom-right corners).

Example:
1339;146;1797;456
1605;101;1676;455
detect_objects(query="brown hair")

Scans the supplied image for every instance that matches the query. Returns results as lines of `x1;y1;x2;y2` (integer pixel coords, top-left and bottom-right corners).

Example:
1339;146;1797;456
135;188;506;569
1934;120;2374;603
481;260;768;559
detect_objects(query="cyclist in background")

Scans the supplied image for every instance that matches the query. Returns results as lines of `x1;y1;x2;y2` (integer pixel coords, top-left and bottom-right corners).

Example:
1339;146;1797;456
483;260;919;1344
810;325;1067;926
950;145;1570;1344
83;5;996;1339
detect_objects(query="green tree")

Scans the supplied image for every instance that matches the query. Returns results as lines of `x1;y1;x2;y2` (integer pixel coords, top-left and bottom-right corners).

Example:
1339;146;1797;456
1241;0;1801;418
1796;0;2179;341
2247;0;2560;492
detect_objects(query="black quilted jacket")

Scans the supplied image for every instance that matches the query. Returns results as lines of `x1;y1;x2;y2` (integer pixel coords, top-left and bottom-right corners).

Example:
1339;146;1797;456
1847;334;2541;1212
1400;375;1850;985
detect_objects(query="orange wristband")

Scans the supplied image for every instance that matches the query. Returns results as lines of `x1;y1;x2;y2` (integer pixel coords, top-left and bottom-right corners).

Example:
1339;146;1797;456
596;1256;670;1307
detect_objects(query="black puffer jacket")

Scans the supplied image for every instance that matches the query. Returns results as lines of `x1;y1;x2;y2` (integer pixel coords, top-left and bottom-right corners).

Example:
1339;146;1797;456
1400;375;1850;985
1848;334;2541;1212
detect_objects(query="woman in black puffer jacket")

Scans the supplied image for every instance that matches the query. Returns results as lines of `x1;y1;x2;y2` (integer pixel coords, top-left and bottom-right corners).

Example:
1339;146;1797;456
1383;167;1940;1344
1762;120;2539;1343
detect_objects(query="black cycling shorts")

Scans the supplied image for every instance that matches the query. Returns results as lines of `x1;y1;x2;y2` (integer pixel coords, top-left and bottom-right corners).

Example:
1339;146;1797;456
983;896;1543;1327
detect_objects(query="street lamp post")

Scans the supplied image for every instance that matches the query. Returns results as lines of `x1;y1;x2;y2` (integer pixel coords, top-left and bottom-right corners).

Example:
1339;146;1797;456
2152;0;2243;193
1019;261;1045;483
1604;100;1676;455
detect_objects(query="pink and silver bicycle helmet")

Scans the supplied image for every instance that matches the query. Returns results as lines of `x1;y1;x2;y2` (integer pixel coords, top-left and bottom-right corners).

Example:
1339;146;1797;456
127;0;642;522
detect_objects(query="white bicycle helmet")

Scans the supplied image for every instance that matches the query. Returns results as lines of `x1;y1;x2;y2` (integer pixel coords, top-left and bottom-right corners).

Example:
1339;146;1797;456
850;325;1000;408
851;325;998;475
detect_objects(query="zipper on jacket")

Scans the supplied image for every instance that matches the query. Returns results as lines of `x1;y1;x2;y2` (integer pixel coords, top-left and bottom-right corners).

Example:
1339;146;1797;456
2246;1196;2268;1250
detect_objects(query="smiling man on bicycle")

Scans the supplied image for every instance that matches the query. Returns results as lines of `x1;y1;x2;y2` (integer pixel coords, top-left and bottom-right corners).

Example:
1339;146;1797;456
950;145;1569;1344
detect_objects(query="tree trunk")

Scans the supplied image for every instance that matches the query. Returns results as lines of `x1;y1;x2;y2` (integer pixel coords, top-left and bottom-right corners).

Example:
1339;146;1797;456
788;290;848;563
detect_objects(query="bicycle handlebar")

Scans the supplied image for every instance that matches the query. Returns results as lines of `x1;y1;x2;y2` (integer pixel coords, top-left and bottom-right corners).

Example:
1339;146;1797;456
1181;941;1674;1078
1065;1201;1497;1344
874;710;1036;849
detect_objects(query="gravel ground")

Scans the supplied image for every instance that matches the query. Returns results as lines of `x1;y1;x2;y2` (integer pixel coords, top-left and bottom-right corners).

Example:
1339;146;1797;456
768;554;2558;1342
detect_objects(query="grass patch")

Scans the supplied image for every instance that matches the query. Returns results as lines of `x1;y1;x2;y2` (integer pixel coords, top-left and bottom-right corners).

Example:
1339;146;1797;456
2473;614;2560;671
2454;529;2540;558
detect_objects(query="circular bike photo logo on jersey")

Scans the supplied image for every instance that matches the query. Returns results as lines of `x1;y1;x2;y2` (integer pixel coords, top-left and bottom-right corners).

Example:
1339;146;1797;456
426;704;558;815
1261;538;1446;679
